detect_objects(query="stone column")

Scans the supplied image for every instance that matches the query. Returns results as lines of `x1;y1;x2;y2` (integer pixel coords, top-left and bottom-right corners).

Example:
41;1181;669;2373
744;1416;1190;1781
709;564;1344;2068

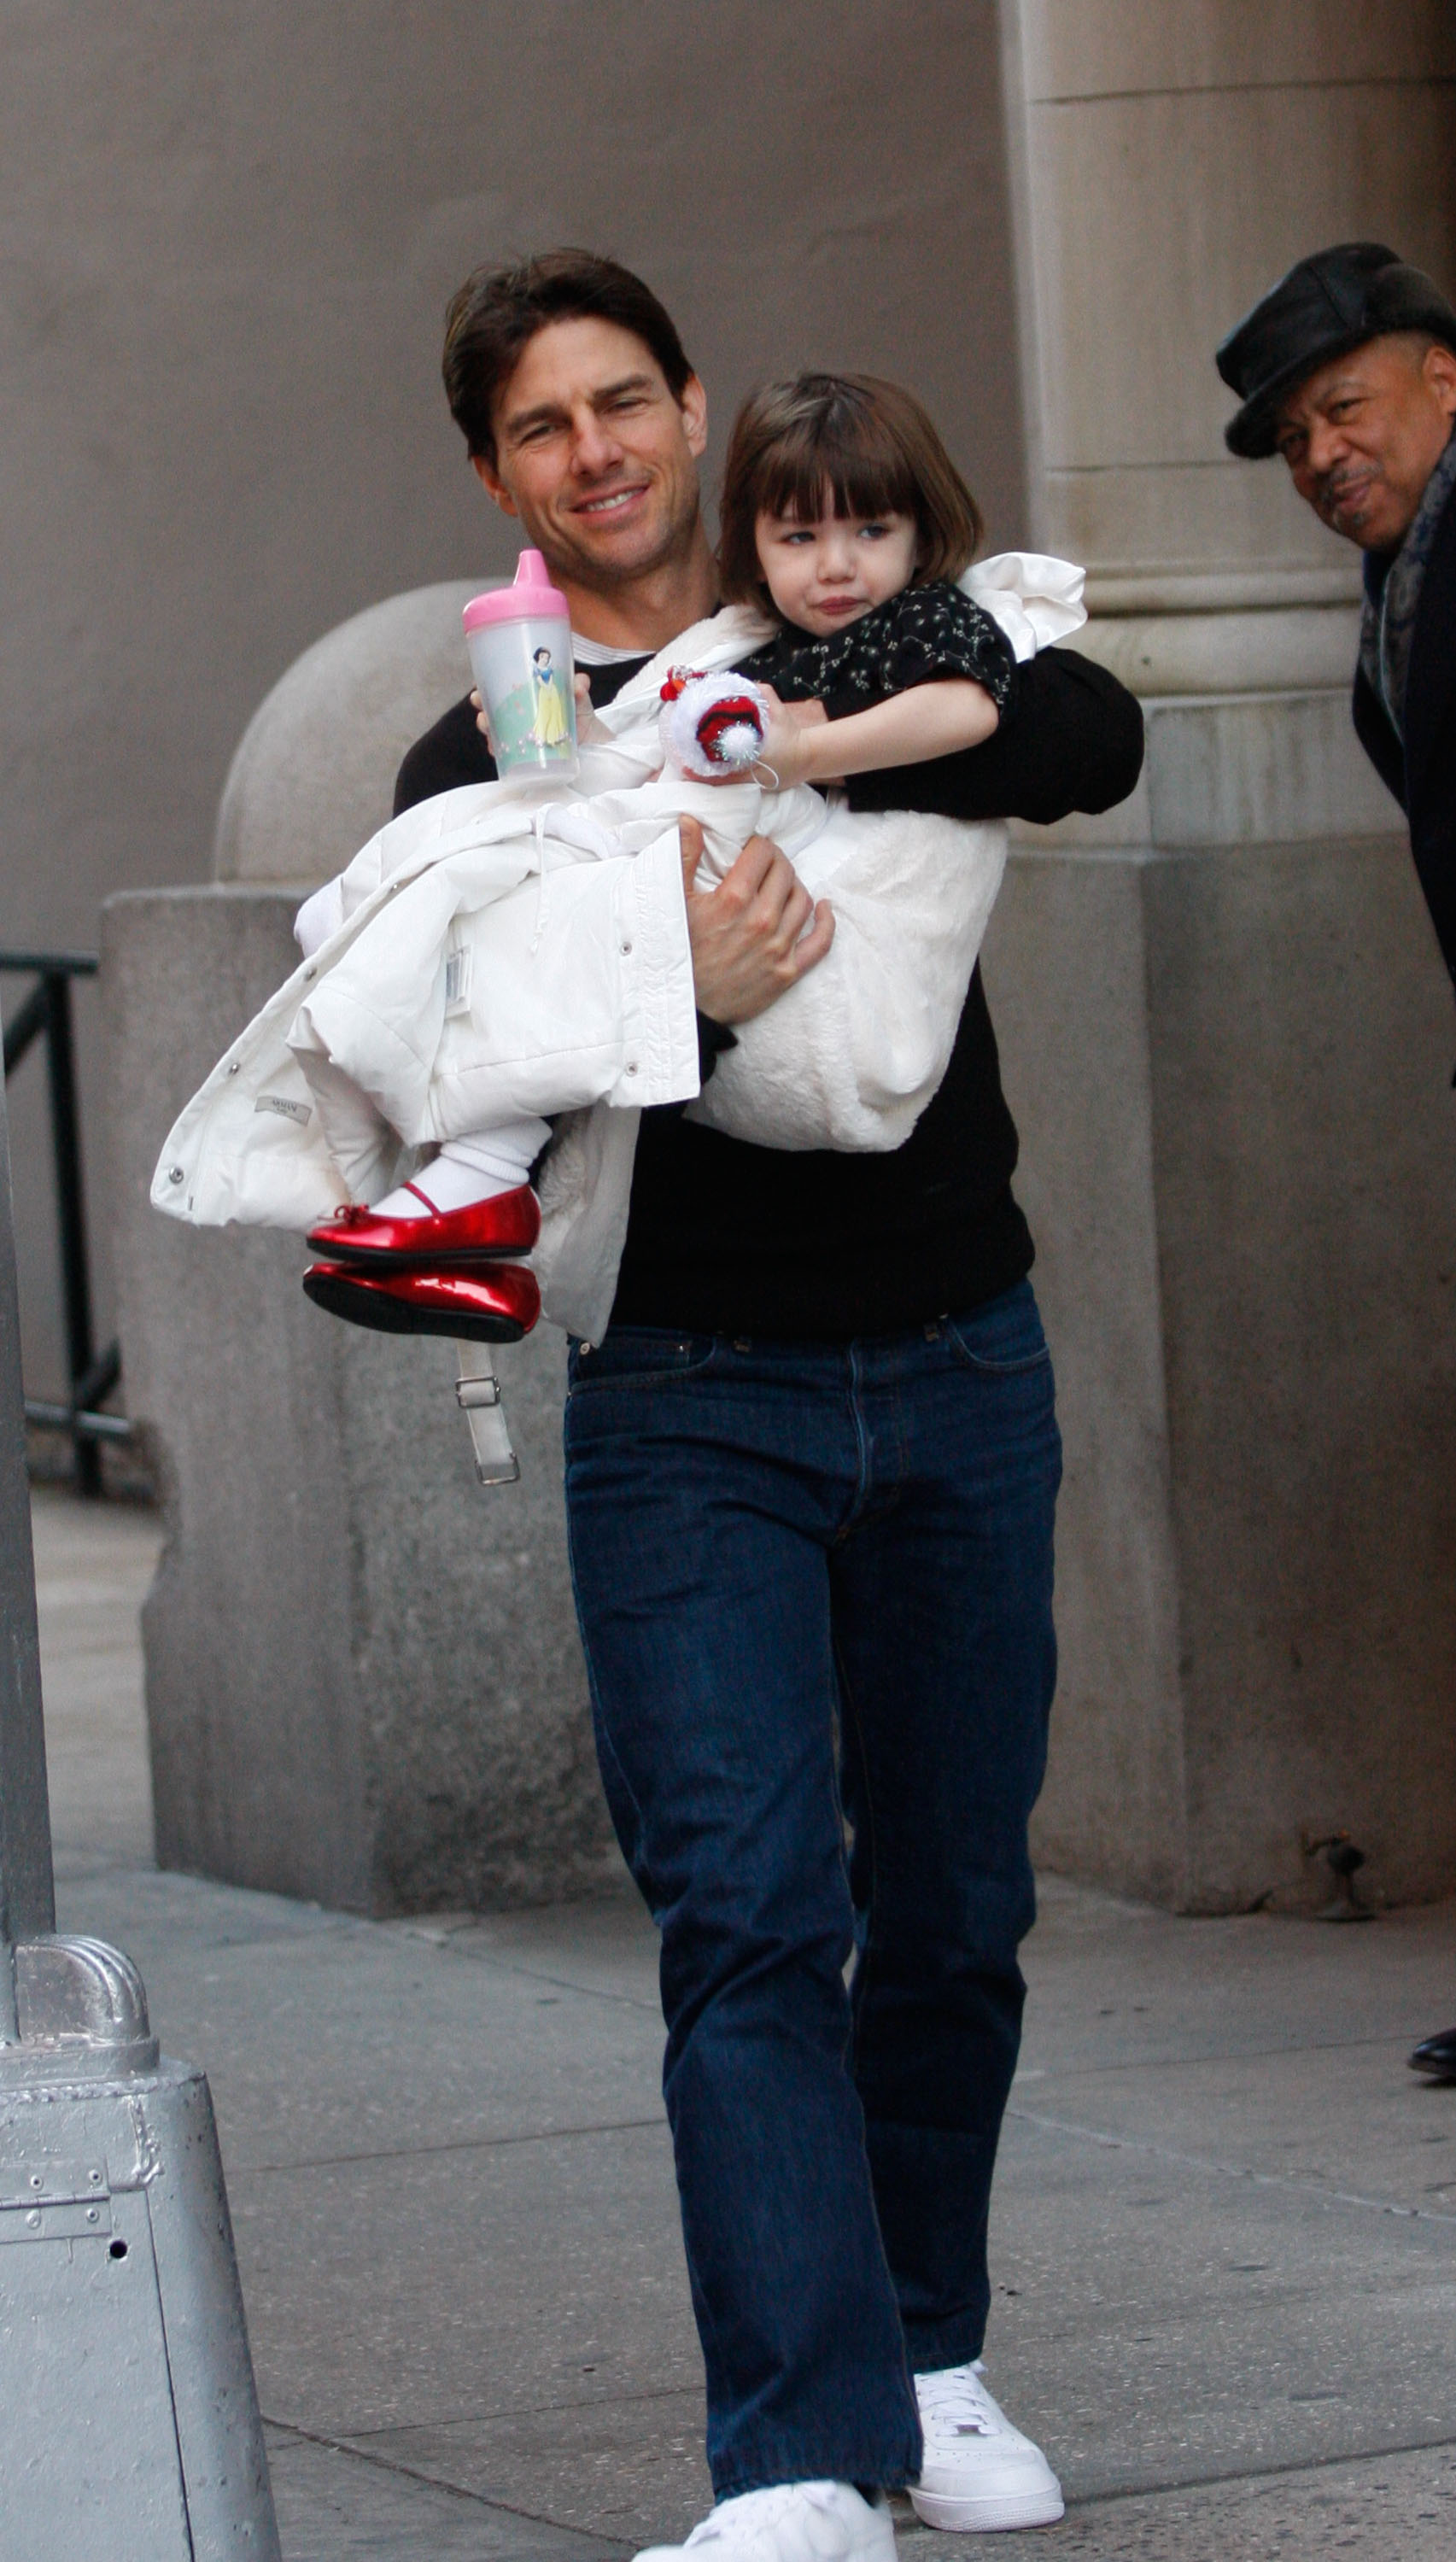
1001;1;1454;772
992;1;1456;1909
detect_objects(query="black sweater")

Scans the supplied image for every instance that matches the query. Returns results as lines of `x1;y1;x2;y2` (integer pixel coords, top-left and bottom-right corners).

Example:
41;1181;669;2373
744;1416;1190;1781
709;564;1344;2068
395;643;1144;1338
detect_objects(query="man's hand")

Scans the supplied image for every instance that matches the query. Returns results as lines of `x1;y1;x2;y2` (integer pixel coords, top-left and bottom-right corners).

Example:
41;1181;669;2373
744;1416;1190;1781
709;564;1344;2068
572;673;614;746
680;816;834;1024
475;676;611;750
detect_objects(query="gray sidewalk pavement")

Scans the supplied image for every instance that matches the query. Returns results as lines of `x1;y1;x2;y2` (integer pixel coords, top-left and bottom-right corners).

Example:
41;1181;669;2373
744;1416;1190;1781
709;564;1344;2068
29;1484;1456;2559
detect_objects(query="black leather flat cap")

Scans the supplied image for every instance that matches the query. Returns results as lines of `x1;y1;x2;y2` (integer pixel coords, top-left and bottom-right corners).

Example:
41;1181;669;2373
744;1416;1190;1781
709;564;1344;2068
1217;241;1456;458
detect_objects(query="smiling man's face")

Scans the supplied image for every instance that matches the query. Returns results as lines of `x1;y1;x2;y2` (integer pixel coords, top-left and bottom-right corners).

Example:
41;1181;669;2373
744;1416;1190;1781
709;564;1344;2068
474;315;708;598
1273;334;1456;553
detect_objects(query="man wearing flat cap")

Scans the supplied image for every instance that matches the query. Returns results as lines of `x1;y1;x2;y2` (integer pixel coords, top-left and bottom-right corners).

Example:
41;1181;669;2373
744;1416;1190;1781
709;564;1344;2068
1218;241;1456;2086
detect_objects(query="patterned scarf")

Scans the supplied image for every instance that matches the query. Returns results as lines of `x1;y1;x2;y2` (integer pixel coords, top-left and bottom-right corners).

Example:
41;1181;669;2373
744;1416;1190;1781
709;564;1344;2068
1359;425;1456;743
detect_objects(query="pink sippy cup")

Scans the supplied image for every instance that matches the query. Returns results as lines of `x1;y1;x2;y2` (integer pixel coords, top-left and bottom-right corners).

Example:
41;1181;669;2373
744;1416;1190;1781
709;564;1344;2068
463;550;578;783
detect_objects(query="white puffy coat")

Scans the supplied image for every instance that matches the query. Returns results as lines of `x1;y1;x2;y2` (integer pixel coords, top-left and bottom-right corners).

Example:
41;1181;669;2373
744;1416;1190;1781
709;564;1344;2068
153;558;1083;1339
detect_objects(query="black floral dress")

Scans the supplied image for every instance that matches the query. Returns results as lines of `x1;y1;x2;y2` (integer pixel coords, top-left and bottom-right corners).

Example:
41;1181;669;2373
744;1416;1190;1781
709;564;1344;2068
738;578;1017;722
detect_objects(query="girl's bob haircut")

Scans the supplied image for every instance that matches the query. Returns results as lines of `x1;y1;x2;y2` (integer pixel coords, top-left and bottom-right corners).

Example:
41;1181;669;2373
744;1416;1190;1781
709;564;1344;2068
718;372;983;611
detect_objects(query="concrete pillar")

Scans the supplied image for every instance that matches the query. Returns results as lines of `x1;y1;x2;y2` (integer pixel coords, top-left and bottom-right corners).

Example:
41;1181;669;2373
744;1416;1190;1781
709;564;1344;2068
104;595;623;1914
994;1;1456;1908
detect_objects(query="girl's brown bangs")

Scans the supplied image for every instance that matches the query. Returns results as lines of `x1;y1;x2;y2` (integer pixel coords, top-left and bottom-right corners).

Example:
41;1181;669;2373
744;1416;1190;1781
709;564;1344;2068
756;422;918;525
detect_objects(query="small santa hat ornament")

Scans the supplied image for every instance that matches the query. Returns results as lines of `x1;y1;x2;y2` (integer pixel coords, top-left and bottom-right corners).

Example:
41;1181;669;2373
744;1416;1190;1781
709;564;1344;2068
659;668;771;779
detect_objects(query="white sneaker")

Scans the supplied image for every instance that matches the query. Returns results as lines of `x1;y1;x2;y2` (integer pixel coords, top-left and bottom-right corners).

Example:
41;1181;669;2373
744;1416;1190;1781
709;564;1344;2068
635;2481;897;2562
909;2363;1063;2533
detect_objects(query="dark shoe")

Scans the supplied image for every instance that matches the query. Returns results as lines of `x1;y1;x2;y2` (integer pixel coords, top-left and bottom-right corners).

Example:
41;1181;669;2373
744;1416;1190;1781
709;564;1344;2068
307;1183;541;1266
302;1258;539;1342
1410;2027;1456;2081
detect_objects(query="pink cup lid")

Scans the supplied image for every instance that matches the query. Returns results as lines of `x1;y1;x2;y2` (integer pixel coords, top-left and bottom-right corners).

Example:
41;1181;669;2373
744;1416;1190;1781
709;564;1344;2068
463;548;570;633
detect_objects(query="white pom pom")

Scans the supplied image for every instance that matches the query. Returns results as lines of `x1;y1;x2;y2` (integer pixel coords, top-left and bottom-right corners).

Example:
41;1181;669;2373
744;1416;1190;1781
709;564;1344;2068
659;670;771;779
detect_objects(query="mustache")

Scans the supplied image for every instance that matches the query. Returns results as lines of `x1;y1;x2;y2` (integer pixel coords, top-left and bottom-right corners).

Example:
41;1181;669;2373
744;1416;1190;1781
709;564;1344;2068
1313;466;1370;515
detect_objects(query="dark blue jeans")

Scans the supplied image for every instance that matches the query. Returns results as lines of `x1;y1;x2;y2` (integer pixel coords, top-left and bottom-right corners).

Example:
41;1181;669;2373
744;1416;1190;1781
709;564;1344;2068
562;1281;1061;2500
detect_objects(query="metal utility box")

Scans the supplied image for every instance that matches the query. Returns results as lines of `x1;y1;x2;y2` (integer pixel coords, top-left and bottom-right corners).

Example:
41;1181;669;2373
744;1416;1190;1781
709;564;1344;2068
2;2051;278;2559
0;1072;279;2559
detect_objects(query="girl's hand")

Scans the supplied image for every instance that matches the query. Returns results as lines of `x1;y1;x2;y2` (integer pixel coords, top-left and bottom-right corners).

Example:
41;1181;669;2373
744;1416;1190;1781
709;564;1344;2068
753;688;839;792
471;687;495;755
681;681;811;788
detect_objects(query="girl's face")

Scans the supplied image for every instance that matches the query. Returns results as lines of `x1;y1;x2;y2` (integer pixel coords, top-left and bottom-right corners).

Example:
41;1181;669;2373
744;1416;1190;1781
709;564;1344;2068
754;494;919;637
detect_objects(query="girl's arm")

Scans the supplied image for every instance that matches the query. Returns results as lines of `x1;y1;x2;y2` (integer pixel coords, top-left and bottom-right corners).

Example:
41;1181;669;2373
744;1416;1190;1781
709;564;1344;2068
845;648;1143;825
754;678;998;792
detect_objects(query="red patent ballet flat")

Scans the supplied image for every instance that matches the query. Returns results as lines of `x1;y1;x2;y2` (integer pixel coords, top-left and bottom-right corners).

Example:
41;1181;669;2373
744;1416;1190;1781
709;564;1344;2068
301;1258;540;1342
307;1183;541;1267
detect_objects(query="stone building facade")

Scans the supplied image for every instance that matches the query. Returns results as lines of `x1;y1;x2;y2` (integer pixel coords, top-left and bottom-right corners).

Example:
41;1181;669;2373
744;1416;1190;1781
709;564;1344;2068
13;3;1454;1909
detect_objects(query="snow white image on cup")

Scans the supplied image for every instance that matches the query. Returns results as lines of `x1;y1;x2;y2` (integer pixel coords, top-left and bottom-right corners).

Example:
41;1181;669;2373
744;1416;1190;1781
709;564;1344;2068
461;550;580;778
529;644;571;750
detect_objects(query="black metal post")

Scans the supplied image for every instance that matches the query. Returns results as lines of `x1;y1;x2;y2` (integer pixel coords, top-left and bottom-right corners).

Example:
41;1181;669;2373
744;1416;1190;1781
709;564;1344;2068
2;979;50;1079
39;974;100;1494
2;950;123;1491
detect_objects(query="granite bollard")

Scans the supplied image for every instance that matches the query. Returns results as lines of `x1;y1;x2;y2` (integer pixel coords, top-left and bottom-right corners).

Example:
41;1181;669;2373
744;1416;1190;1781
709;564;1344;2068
104;587;618;1912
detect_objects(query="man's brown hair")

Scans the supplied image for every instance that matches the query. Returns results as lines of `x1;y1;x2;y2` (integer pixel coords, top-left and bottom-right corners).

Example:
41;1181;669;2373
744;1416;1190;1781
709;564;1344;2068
442;249;694;465
718;373;984;611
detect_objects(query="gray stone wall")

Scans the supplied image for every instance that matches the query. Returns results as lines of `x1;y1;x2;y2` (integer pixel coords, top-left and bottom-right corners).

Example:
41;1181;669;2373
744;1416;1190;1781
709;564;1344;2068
989;0;1456;1910
990;823;1456;1912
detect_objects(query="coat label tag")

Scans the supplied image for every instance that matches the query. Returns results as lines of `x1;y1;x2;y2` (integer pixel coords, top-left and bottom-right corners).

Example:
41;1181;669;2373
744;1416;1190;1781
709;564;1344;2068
444;945;473;1015
254;1093;313;1126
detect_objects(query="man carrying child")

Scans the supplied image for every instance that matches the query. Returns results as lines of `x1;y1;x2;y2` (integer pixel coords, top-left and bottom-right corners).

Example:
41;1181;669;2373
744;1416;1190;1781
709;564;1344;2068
398;249;1144;2558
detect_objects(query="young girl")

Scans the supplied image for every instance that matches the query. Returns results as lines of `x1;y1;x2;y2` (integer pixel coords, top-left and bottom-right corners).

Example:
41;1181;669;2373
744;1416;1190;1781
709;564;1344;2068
728;372;1015;799
153;375;1082;1344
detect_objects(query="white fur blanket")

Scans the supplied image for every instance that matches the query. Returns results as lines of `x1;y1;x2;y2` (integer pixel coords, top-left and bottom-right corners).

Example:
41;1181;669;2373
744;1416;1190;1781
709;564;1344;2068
152;556;1084;1336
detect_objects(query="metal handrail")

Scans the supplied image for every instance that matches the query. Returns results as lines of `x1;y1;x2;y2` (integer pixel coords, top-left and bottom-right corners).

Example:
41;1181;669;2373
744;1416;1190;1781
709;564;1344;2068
0;949;127;1494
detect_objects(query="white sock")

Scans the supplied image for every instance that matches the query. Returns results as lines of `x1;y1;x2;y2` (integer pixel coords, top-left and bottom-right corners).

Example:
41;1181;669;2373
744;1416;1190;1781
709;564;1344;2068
370;1118;550;1219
